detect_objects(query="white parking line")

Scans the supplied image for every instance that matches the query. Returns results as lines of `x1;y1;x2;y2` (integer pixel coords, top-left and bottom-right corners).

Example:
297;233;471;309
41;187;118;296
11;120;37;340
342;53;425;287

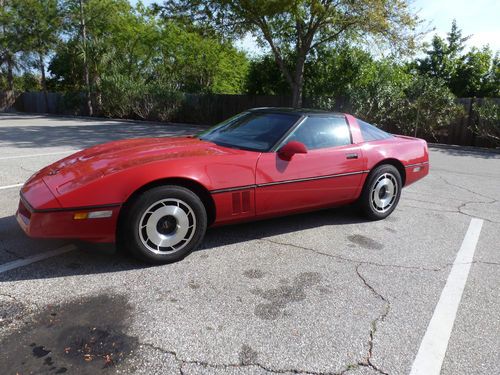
409;218;484;375
0;150;79;160
0;183;23;190
0;244;77;274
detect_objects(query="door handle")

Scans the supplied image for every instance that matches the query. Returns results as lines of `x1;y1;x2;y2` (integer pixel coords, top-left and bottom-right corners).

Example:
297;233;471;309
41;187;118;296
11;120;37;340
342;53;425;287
345;153;358;160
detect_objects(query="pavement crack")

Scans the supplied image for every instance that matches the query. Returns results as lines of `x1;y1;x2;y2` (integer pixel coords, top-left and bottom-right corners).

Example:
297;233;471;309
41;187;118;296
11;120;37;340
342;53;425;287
457;201;499;224
262;238;447;272
454;260;500;267
261;238;428;374
139;340;351;374
475;260;500;266
400;203;459;214
438;175;497;202
433;175;500;223
403;195;498;224
355;264;390;375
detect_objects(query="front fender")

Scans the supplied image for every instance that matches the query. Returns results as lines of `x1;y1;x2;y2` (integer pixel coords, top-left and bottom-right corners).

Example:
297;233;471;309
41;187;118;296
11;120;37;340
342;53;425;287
54;154;259;208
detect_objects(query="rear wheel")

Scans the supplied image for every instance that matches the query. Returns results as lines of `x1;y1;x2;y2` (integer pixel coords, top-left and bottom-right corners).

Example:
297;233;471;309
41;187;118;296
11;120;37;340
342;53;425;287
359;164;402;220
120;185;207;264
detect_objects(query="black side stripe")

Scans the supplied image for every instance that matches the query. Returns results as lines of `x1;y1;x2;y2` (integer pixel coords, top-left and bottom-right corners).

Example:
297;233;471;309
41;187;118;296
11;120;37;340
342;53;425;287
209;185;257;194
210;170;369;194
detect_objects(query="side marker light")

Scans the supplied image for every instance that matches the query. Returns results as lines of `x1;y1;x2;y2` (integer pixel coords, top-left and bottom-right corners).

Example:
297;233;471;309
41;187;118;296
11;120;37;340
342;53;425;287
73;210;113;220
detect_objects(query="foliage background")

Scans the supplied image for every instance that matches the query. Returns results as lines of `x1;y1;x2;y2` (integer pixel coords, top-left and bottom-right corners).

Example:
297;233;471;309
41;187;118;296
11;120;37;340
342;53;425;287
0;1;498;144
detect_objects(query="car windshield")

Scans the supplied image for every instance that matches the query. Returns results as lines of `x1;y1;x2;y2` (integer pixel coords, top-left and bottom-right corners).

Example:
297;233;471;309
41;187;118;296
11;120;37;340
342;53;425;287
198;112;301;152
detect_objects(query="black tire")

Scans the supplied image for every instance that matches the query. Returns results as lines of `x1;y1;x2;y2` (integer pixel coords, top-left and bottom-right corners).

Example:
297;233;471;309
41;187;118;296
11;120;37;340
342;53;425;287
359;164;402;220
119;185;207;264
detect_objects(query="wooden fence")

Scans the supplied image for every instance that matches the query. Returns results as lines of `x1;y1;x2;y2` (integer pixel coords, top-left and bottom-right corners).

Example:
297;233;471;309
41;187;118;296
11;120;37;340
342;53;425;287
0;90;497;147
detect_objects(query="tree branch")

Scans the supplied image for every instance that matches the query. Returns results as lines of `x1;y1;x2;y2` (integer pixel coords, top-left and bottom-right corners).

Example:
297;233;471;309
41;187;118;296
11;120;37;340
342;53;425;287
255;16;294;87
310;20;358;50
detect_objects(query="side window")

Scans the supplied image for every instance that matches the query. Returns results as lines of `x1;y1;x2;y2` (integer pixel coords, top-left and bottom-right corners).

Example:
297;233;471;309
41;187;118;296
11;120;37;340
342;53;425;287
287;116;351;150
357;119;392;142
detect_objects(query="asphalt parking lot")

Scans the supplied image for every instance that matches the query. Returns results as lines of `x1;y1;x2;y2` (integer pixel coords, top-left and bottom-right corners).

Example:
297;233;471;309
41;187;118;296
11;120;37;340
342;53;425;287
0;113;499;375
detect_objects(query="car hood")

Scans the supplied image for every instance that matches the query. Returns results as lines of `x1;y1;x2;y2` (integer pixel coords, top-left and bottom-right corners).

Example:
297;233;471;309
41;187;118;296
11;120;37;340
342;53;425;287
25;137;235;196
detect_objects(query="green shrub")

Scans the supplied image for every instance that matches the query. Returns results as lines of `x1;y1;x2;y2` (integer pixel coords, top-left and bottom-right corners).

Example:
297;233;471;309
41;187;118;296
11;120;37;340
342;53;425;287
398;75;464;138
349;71;463;139
472;99;500;145
100;74;184;122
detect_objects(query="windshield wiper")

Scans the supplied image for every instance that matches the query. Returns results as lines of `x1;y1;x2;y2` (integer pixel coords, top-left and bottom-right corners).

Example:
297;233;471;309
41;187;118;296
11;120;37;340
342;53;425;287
208;140;259;152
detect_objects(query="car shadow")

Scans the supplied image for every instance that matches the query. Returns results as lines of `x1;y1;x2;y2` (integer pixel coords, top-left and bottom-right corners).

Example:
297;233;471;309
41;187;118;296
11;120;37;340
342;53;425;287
0;206;366;282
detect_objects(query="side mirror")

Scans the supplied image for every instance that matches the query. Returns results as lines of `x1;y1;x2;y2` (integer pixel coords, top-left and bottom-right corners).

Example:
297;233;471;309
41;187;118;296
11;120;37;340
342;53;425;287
278;141;308;161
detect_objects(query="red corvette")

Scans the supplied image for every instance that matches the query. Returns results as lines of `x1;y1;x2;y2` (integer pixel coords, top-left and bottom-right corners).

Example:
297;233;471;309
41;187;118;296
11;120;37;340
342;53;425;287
17;108;429;263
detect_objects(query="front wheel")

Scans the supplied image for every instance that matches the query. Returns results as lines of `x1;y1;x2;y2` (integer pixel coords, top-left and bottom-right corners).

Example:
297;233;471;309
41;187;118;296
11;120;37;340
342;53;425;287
359;164;402;220
119;185;207;264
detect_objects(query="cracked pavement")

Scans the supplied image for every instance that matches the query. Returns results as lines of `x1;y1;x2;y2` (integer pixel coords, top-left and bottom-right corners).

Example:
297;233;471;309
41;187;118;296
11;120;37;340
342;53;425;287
0;114;499;374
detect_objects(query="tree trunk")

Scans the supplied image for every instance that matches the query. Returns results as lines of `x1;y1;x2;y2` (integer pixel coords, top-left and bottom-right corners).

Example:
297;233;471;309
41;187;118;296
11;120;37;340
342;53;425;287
291;82;303;108
79;0;93;116
39;52;49;112
291;54;306;108
6;52;14;91
92;74;102;112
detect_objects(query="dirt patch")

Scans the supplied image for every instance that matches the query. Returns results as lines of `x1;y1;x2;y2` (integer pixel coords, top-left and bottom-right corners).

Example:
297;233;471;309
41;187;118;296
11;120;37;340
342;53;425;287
348;234;384;250
251;272;322;320
188;281;200;290
0;294;138;374
239;344;259;365
243;269;265;279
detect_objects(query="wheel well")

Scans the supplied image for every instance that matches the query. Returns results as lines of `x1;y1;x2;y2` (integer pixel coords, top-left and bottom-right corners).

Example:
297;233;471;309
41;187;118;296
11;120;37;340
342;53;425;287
119;178;216;227
370;159;406;186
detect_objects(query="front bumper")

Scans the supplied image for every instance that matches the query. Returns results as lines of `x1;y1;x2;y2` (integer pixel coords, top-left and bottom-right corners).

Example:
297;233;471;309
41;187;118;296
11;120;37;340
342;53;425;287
16;195;121;243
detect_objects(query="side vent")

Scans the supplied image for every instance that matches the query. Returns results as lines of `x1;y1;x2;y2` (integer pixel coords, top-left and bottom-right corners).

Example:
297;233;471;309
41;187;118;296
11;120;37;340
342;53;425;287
232;192;241;214
232;190;251;214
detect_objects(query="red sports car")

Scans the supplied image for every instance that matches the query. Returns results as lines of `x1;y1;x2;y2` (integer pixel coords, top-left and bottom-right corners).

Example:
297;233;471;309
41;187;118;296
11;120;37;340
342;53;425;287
17;108;429;263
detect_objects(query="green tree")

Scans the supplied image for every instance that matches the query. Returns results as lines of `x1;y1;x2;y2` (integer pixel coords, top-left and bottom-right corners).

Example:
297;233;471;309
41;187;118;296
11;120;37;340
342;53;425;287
304;45;374;101
162;0;420;107
417;20;499;98
156;20;248;94
50;0;248;116
47;39;84;91
62;0;94;115
0;0;19;90
246;54;290;95
483;54;500;97
416;20;469;84
60;0;135;113
451;47;499;97
348;61;412;129
10;0;62;107
47;1;248;118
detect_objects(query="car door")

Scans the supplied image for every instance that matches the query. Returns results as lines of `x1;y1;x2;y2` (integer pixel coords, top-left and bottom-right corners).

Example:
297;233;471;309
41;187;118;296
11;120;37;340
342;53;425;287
255;115;366;217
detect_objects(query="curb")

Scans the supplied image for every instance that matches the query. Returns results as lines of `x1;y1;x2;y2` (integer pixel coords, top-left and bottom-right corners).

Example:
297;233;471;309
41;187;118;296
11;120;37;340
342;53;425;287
428;143;500;155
